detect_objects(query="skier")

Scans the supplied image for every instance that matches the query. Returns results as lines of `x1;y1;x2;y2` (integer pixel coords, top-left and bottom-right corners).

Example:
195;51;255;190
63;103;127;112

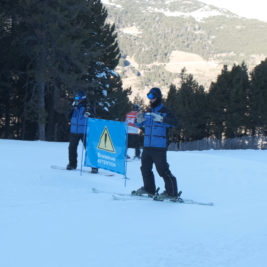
125;104;142;159
66;91;98;174
134;87;179;200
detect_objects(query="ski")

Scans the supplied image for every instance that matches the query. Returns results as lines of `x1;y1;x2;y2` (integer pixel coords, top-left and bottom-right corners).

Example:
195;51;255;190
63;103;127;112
92;187;214;206
112;193;213;206
112;194;152;201
51;165;115;176
92;187;128;196
92;187;153;200
177;198;214;206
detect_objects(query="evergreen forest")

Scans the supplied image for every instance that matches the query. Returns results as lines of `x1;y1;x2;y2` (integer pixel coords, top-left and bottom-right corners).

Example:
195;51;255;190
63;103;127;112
164;62;267;142
0;0;131;141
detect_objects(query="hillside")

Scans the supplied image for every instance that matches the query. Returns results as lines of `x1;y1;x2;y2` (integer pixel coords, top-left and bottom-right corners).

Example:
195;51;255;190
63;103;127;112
102;0;267;99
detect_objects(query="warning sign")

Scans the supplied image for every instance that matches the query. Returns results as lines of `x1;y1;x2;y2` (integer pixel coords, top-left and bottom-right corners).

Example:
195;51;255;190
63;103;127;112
84;118;127;175
97;126;115;153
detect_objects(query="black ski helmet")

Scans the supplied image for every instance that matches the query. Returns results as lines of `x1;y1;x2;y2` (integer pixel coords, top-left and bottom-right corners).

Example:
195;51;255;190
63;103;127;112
147;87;162;100
75;91;86;101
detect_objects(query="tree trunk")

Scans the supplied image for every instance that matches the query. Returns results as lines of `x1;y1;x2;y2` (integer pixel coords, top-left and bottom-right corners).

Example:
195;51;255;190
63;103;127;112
38;81;46;140
4;88;10;139
38;26;47;141
46;88;54;141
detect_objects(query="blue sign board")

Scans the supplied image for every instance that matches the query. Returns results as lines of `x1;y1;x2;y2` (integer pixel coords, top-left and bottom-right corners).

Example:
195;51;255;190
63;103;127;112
84;118;127;175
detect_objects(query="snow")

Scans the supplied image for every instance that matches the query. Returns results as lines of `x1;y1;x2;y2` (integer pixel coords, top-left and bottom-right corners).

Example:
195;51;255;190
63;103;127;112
101;0;122;9
102;89;107;96
96;72;107;78
1;139;267;267
147;6;233;22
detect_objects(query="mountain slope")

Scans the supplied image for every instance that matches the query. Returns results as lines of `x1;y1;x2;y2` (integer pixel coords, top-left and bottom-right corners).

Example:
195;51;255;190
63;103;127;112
102;0;267;98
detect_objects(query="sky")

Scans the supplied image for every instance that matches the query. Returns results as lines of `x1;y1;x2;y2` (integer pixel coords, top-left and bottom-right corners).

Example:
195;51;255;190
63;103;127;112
201;0;267;22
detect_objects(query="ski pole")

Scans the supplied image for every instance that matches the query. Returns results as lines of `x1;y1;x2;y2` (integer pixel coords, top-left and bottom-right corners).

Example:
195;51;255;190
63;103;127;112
124;121;129;187
80;118;88;176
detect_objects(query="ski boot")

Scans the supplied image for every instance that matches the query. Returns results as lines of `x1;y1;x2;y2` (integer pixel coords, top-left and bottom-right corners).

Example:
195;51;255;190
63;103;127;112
131;187;155;198
153;190;183;202
170;191;183;202
91;168;98;174
66;163;77;170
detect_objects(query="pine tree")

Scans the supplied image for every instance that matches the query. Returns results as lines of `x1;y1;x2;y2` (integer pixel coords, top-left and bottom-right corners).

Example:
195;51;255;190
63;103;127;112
10;0;94;140
169;70;208;141
227;63;250;137
165;84;178;112
164;84;179;142
208;63;250;139
179;74;207;141
0;0;129;140
208;65;231;139
250;58;267;135
83;0;128;119
0;0;29;138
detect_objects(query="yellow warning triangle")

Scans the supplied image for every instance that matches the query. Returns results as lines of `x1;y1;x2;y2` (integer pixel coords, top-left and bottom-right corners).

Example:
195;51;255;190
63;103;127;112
97;126;115;153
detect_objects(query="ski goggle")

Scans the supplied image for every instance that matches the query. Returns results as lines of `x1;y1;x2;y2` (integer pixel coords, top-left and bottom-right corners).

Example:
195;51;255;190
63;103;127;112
147;92;156;100
75;95;86;101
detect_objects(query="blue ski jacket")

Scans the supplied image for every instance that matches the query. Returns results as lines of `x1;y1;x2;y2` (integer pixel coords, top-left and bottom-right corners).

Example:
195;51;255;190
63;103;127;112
70;104;87;134
136;103;177;149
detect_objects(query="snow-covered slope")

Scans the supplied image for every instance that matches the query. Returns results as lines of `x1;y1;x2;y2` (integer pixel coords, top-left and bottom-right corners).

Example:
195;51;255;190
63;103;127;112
1;139;267;267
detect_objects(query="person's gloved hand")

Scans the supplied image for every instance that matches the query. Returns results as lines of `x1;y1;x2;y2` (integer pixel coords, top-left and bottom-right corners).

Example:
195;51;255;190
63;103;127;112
84;111;91;118
72;101;78;107
151;112;163;122
136;112;145;123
